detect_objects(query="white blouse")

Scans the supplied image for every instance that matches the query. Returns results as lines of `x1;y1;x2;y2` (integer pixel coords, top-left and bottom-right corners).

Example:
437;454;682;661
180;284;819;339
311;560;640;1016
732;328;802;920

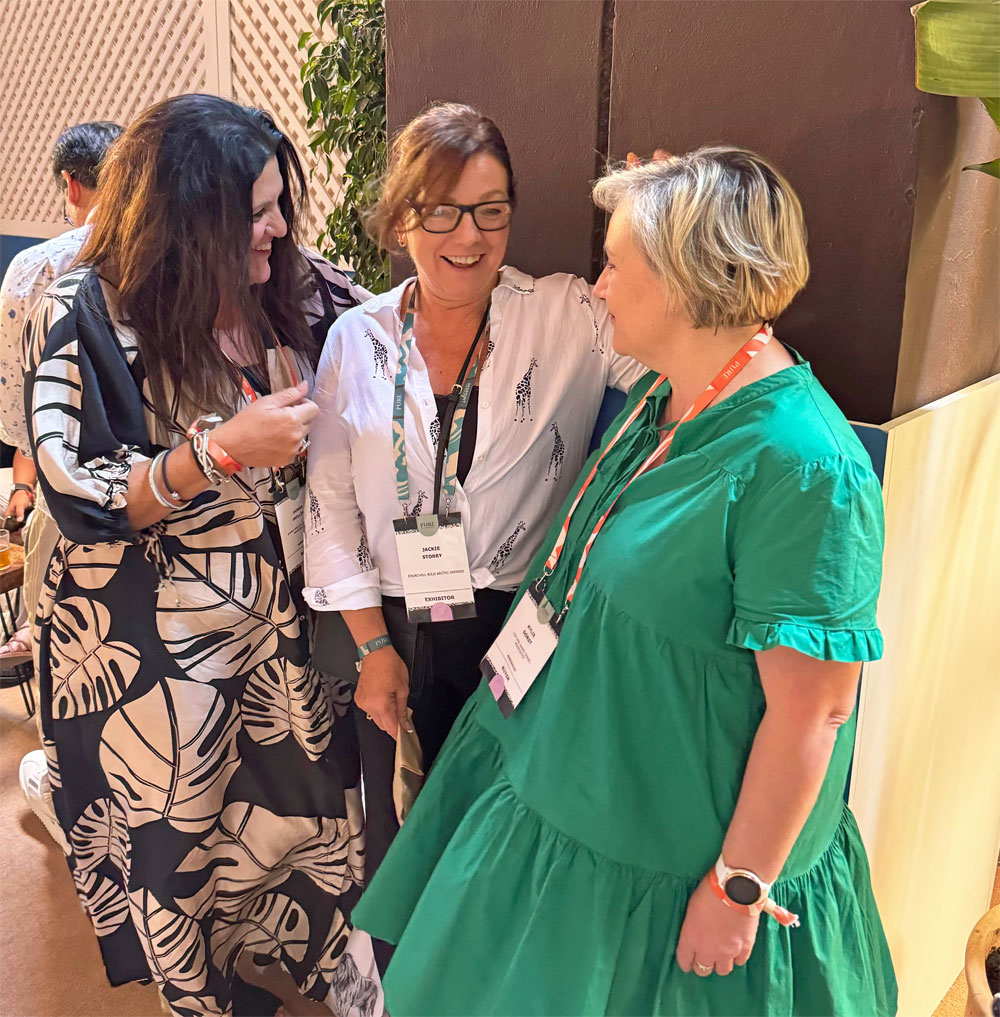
304;265;646;610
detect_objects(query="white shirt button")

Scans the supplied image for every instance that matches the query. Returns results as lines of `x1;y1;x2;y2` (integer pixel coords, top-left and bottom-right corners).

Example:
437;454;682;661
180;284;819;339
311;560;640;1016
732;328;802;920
482;400;490;409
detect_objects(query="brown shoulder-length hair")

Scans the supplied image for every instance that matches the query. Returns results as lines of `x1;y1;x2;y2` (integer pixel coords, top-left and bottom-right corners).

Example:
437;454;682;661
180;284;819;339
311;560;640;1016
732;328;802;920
79;93;315;424
365;102;516;251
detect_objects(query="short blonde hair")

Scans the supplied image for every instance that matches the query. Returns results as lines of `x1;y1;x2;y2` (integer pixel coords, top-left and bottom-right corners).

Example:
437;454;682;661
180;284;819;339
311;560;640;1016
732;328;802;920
592;146;809;329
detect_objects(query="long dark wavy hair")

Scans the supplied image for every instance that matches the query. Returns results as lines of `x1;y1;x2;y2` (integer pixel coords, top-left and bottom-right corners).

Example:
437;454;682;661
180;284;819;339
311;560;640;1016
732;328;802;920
79;94;316;423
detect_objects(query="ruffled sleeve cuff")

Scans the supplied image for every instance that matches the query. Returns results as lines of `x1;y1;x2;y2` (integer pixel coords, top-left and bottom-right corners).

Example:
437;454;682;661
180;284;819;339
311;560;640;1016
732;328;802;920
727;616;884;662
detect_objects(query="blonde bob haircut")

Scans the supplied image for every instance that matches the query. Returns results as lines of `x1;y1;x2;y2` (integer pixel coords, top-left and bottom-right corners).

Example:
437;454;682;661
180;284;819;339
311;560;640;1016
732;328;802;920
592;146;809;330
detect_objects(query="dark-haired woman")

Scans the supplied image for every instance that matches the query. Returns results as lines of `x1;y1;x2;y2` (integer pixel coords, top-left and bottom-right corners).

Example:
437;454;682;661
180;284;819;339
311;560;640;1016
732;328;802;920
24;94;376;1017
304;103;645;925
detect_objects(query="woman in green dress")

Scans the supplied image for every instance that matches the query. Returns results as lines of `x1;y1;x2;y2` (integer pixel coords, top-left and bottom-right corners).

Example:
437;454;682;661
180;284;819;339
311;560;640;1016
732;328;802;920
352;146;897;1016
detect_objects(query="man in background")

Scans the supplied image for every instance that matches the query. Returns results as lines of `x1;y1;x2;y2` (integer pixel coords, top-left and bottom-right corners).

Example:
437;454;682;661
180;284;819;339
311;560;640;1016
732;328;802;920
0;121;123;847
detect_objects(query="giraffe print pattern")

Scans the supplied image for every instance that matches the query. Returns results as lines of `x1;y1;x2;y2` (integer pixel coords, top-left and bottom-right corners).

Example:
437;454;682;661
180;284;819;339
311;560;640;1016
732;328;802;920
489;520;526;574
481;339;496;371
429;413;441;450
407;490;427;518
357;530;374;572
307;487;324;534
367;327;391;380
313;588;329;607
546;420;565;482
514;357;538;423
580;293;603;353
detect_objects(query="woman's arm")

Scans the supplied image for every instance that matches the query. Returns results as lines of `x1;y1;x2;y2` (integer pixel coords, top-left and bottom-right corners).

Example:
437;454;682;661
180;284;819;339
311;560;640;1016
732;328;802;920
675;646;861;976
123;383;318;531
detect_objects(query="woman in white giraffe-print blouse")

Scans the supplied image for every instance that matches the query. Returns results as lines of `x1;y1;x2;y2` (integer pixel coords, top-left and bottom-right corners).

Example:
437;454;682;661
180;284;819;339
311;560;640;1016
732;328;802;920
304;104;643;971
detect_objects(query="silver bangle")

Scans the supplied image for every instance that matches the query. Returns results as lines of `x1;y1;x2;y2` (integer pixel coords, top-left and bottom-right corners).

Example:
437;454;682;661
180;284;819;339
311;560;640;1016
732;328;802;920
147;452;176;509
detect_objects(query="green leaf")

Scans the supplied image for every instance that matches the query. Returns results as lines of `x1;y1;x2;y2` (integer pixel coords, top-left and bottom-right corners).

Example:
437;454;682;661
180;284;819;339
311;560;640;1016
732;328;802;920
981;96;1000;127
963;157;1000;177
913;0;1000;98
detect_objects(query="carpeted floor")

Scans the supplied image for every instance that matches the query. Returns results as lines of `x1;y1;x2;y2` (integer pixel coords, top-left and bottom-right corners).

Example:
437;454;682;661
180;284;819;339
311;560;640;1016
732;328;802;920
0;683;160;1017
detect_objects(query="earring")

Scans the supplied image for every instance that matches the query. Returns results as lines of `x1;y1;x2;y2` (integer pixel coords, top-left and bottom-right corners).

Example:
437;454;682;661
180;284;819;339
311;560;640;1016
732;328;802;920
396;233;407;248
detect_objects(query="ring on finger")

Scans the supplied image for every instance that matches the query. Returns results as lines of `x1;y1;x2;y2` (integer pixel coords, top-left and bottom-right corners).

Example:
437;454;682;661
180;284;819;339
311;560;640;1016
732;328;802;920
693;961;714;976
296;437;310;457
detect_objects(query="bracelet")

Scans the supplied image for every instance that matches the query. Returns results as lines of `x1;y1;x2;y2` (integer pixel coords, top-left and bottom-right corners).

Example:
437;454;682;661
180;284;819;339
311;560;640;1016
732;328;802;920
11;483;34;501
147;452;176;509
158;448;191;507
356;633;392;673
191;430;230;486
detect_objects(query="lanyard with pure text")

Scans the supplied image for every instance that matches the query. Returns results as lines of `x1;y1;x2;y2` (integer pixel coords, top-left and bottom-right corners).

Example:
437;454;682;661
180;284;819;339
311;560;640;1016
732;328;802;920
539;324;773;616
393;284;490;513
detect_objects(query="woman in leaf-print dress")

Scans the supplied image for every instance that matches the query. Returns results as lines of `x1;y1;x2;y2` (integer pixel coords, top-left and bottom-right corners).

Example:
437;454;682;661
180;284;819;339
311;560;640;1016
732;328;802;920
23;95;379;1017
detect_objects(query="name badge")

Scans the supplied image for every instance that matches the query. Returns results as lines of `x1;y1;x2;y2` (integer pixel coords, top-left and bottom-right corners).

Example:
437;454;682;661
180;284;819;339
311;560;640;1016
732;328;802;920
273;471;306;579
393;512;477;623
481;581;563;717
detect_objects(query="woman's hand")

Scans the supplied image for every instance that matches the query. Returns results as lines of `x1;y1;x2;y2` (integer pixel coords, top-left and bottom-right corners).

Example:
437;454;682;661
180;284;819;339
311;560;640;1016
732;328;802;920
213;381;318;469
4;489;33;524
354;645;413;739
675;876;760;977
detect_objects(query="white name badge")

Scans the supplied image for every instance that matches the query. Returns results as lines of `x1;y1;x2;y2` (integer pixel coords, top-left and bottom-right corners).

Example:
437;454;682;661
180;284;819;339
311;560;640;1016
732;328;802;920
393;512;477;623
274;474;306;578
481;581;563;717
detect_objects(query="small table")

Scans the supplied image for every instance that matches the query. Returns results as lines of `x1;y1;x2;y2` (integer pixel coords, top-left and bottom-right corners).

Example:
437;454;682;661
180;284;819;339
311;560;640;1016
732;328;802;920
0;544;34;716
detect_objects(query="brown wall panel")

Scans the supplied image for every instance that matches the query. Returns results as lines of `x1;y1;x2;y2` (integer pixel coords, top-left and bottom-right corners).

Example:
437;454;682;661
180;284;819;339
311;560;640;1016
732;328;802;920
609;0;923;423
385;0;605;281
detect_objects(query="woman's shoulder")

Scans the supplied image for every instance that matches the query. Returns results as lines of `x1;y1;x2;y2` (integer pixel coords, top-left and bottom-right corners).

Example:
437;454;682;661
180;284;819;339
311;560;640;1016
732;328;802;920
498;266;593;305
735;368;881;498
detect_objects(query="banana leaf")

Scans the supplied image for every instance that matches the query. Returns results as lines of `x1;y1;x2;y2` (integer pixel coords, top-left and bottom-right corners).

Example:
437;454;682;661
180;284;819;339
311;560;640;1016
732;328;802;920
913;0;1000;98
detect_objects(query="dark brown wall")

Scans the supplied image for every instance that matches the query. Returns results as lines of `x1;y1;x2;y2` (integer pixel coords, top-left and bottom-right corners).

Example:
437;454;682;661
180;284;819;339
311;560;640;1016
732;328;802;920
609;0;923;422
386;0;605;280
387;0;931;424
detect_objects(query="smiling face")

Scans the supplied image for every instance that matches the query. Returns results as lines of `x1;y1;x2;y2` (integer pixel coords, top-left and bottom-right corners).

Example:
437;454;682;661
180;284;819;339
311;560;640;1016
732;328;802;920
594;205;677;366
402;152;511;307
249;156;287;285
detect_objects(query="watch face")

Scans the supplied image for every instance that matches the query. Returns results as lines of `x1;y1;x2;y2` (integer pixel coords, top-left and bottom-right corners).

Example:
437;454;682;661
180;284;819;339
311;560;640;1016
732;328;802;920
725;874;761;906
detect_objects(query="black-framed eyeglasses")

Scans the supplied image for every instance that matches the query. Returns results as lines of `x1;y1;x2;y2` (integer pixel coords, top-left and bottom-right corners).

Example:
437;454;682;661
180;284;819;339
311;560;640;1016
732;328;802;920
409;199;512;234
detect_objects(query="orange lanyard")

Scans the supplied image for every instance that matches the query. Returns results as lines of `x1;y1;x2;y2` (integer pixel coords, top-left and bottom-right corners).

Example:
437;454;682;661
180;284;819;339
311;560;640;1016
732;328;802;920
238;341;300;402
540;324;773;616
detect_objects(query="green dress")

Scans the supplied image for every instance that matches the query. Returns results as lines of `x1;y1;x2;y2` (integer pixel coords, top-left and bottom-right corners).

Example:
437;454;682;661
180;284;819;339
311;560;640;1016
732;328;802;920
354;359;898;1017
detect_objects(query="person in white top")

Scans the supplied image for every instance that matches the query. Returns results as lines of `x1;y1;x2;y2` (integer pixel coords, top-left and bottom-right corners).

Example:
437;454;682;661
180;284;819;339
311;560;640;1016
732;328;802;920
305;104;645;950
0;121;122;852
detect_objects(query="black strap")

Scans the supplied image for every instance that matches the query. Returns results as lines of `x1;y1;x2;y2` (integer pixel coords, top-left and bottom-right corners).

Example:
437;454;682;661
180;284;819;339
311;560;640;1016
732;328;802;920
429;300;490;515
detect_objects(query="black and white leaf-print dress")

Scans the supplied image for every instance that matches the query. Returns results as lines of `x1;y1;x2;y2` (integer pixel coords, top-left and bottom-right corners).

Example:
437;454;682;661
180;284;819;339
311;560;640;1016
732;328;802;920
24;255;382;1017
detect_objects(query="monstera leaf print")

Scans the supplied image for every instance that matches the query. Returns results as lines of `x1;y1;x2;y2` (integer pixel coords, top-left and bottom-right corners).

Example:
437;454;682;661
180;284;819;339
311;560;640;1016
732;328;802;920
242;660;332;760
318;671;355;721
210;893;309;980
100;679;240;833
69;797;130;876
166;996;225;1017
156;551;299;683
166;485;264;549
62;541;126;590
74;870;130;937
128;887;209;994
176;802;359;918
302;909;350;999
49;598;141;719
42;737;61;791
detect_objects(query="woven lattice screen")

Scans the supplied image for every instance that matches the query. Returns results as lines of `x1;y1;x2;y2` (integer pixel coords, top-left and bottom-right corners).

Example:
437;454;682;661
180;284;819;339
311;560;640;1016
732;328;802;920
228;0;345;249
0;0;209;228
1;0;344;249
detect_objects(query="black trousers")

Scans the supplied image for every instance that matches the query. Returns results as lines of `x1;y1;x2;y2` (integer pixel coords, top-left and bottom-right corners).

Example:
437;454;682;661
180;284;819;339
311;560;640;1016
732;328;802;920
350;588;515;975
